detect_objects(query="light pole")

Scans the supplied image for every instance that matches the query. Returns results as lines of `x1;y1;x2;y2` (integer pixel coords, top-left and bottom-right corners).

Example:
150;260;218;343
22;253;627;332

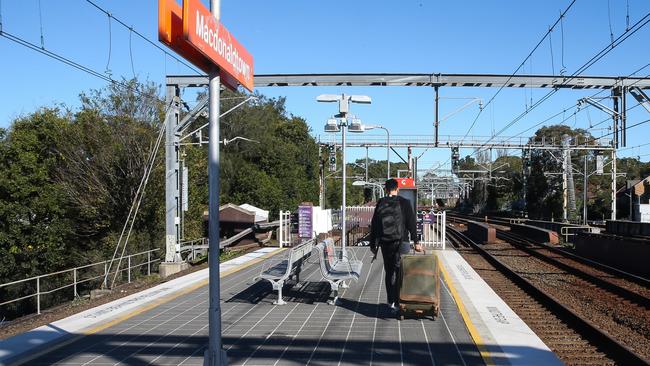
348;121;390;179
319;94;371;256
352;180;384;200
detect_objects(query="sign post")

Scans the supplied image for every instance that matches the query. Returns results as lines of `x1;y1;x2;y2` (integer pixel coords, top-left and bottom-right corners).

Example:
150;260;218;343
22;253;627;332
158;0;254;364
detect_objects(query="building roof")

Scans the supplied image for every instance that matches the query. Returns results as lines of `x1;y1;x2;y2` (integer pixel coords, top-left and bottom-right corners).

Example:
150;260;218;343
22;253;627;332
238;204;269;222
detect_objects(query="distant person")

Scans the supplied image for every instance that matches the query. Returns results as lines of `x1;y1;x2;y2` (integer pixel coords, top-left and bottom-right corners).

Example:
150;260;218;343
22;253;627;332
369;178;421;313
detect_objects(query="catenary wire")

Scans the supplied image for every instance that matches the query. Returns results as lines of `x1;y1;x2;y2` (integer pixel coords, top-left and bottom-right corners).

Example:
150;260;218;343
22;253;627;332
84;0;202;75
477;13;650;152
459;0;578;142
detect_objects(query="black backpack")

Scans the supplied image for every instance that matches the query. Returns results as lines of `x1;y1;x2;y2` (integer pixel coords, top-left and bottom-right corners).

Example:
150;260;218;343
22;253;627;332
376;196;403;242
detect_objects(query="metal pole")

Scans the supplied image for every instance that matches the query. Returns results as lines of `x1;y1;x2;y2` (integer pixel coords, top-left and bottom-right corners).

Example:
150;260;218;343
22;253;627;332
36;277;40;315
434;86;439;147
341;120;347;256
611;149;617;221
279;211;283;248
165;85;180;263
318;145;322;209
128;255;131;283
385;128;390;179
206;1;226;364
562;147;568;222
583;155;588;225
365;146;369;183
622;87;627;147
147;251;151;276
73;268;78;298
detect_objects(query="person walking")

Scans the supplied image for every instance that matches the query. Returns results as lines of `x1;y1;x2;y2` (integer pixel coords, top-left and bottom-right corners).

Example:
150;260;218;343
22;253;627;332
369;178;421;314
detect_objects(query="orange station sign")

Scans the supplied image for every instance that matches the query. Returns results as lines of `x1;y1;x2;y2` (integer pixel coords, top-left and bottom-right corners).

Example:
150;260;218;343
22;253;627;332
396;178;416;189
158;0;254;92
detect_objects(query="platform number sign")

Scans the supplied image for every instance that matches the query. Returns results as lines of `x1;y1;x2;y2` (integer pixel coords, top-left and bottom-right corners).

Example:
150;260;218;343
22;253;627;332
328;144;337;172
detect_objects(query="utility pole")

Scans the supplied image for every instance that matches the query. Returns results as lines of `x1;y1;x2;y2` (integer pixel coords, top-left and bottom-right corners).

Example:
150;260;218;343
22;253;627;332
611;149;617;220
205;0;227;364
365;146;369;183
319;145;325;208
583;155;588;225
434;86;440;147
562;142;568;222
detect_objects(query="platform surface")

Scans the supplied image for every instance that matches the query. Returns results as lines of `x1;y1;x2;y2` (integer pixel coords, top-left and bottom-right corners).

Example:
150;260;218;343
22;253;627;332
5;247;485;365
438;249;562;366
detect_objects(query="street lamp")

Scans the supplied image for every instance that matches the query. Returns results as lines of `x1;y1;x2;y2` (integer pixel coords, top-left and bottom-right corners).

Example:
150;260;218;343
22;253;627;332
348;120;390;180
352;180;384;200
319;94;371;257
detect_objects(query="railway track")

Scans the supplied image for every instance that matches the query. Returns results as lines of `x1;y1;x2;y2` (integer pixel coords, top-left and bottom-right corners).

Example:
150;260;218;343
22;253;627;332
446;224;650;365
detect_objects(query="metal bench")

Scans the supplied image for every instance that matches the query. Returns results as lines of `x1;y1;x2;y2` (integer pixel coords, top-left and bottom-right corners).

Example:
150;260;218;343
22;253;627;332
259;240;314;305
316;239;363;305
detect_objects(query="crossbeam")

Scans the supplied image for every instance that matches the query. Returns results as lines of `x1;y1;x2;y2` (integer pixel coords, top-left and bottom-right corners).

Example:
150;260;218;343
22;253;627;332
167;73;650;89
319;135;614;151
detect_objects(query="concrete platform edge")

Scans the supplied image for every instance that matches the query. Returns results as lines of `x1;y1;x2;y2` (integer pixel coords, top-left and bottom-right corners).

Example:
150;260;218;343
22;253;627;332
437;249;563;366
0;247;284;366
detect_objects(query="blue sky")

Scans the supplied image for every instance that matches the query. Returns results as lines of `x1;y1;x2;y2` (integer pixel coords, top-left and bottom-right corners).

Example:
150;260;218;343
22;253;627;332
1;0;649;170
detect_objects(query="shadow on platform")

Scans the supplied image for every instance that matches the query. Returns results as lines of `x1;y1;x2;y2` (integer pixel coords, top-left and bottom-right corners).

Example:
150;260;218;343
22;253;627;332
12;331;561;365
225;280;332;305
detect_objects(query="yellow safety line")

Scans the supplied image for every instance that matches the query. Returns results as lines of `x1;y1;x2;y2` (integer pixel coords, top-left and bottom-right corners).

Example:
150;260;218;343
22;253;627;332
439;261;495;366
8;248;286;366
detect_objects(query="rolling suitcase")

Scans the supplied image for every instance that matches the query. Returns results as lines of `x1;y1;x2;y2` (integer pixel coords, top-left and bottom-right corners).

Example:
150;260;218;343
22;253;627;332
398;249;440;320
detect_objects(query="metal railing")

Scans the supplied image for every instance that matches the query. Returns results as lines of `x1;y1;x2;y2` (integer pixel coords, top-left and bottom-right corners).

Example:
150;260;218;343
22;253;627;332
0;249;160;315
178;238;208;261
560;226;600;242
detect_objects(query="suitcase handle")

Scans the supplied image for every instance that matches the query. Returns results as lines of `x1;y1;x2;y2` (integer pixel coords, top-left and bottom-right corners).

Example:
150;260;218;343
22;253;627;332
411;244;426;255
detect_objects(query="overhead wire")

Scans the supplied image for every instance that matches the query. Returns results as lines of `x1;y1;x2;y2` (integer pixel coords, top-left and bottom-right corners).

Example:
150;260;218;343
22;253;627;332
83;0;202;75
458;0;578;143
0;29;166;108
618;141;650;152
506;62;650;137
599;118;650;138
427;1;578;174
105;98;175;288
478;13;650;152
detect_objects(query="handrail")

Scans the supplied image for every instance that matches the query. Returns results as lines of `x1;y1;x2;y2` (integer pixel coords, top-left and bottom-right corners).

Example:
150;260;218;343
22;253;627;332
560;226;599;242
0;248;160;315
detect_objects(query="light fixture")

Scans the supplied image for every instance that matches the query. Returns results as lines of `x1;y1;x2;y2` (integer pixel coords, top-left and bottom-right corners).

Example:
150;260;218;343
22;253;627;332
324;118;340;132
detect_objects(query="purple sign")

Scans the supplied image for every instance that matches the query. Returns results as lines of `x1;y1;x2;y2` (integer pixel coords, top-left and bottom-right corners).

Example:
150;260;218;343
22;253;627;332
298;205;313;238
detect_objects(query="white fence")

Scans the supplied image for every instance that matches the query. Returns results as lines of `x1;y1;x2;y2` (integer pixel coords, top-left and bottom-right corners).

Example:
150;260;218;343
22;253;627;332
345;206;374;228
421;210;446;250
312;207;333;236
278;210;291;248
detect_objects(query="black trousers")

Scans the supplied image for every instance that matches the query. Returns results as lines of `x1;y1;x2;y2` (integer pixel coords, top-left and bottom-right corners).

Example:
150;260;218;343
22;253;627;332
380;242;401;305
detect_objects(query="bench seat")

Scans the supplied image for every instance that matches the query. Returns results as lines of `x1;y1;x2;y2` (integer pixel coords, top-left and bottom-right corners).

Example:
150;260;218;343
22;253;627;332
258;240;314;305
316;239;363;304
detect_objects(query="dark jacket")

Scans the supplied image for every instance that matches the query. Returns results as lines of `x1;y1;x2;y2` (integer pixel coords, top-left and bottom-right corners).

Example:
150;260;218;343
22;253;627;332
369;195;418;246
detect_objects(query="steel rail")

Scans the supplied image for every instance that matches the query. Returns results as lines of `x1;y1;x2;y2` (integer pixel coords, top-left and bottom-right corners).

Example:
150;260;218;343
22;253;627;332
448;212;650;289
446;225;649;365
